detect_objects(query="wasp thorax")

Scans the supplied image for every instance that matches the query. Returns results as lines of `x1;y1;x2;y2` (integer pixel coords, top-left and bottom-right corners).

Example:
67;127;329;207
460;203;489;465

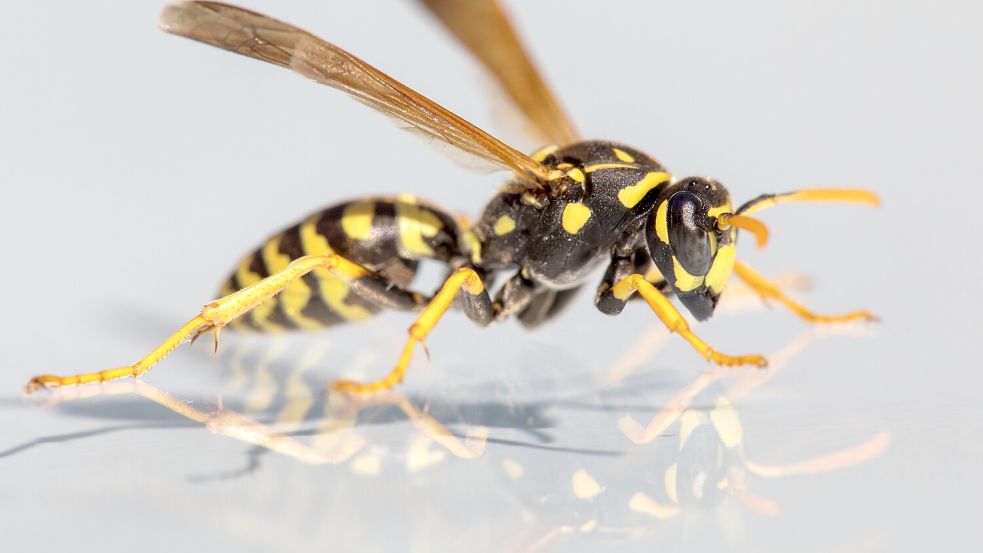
646;178;738;320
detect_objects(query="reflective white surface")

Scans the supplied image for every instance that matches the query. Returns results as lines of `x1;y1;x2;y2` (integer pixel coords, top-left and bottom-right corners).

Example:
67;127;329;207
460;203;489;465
2;1;981;551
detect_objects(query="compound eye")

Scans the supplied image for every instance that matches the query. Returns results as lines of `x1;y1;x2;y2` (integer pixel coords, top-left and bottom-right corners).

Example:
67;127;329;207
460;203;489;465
668;191;714;275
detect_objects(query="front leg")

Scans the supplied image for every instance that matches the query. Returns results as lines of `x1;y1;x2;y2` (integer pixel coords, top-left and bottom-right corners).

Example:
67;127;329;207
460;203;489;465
595;252;669;316
733;261;877;323
597;273;767;367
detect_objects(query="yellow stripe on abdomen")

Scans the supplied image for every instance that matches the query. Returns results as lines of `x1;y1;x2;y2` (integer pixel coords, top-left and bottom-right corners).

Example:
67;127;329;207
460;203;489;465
261;235;324;331
234;254;287;332
299;214;373;322
395;195;444;257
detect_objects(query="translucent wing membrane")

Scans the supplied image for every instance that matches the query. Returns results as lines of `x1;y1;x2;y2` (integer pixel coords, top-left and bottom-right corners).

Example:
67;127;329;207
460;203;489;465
418;0;580;146
160;1;552;187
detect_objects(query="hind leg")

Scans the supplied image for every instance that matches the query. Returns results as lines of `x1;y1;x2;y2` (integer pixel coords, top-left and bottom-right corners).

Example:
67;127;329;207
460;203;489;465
24;254;429;393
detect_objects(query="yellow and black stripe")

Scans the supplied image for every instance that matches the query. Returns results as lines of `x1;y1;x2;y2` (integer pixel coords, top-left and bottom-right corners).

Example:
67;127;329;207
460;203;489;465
219;197;464;332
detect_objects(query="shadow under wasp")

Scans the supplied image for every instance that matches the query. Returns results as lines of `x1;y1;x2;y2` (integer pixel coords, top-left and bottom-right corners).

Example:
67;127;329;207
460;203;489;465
26;0;879;395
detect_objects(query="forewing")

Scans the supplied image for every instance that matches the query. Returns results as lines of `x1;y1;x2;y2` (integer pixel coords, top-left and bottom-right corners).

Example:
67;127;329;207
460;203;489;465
160;1;552;187
418;0;580;146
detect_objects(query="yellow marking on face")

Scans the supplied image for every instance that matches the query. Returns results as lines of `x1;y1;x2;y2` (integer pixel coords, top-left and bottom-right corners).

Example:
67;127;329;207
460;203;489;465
235;254;286;332
531;144;559;162
664;463;679;503
462;229;482;264
395;196;443;257
493;214;516;236
706;243;736;294
566;167;585;183
618;171;671;208
300;215;372;321
572;469;603;499
562;202;592;234
709;396;743;448
341;200;375;240
672;257;705;291
612;147;635;163
260;236;323;330
655;200;670;243
584;162;636;173
707;203;733;219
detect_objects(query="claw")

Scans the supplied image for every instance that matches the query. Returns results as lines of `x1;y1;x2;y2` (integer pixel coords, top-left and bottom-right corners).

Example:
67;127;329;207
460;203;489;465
23;377;49;395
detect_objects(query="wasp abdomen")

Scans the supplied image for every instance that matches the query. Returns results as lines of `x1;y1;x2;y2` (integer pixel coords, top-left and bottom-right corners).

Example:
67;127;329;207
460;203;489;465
219;196;463;332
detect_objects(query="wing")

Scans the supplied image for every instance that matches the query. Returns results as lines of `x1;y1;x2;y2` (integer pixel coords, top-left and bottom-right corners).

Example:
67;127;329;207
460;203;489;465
160;1;554;188
418;0;580;147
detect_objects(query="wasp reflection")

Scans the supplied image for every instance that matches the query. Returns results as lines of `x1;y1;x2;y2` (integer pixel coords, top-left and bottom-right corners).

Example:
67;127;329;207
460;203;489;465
17;277;889;551
29;337;496;479
493;323;889;551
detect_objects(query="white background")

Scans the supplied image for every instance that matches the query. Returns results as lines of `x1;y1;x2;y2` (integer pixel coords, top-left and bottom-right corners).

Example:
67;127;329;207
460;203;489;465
1;1;981;551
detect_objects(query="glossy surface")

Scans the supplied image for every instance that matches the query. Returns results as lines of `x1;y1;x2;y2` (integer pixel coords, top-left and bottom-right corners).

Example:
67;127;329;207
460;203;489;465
2;1;981;551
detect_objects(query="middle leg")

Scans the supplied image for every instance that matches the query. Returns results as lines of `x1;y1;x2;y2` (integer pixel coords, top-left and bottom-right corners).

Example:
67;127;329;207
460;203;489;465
331;267;492;394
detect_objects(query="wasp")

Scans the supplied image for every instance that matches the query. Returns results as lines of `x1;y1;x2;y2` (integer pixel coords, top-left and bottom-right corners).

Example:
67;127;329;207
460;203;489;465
25;0;879;395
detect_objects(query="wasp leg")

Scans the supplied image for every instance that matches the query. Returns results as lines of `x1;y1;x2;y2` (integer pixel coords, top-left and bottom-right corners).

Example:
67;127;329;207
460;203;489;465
492;273;536;322
24;254;381;393
745;432;890;477
605;274;767;367
517;286;582;328
331;267;490;394
733;261;877;323
595;254;669;315
618;372;721;444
